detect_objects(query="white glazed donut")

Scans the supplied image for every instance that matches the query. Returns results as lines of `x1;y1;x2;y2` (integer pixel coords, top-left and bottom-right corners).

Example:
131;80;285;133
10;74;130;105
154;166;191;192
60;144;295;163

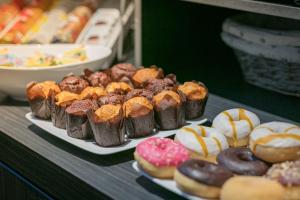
212;108;260;147
250;122;300;163
175;125;229;163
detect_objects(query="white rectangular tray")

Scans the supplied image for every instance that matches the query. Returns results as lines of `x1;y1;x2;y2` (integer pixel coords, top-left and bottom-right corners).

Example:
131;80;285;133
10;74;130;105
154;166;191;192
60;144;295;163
132;162;205;200
26;112;207;155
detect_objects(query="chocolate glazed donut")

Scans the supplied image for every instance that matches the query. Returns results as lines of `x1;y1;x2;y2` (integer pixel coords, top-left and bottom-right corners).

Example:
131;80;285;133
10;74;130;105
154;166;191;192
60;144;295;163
177;159;233;187
217;148;269;176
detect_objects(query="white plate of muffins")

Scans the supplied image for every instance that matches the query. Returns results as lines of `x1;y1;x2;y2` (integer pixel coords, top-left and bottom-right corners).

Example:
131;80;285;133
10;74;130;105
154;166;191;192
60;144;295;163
133;108;300;200
25;64;209;155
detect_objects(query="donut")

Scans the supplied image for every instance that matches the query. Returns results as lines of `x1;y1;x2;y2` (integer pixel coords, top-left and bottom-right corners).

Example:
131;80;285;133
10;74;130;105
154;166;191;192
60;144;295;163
265;160;300;200
212;108;260;147
175;125;229;163
217;148;269;176
220;176;285;200
249;121;300;163
174;159;233;198
134;137;189;179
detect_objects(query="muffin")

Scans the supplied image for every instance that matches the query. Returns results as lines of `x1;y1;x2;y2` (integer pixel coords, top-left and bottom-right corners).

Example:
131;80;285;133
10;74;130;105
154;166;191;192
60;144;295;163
131;66;164;87
98;93;124;106
153;90;186;130
143;74;177;94
59;75;89;94
83;69;112;87
110;63;136;84
178;81;208;119
105;82;133;95
65;99;98;139
80;86;107;100
51;91;80;129
88;104;125;147
125;89;153;101
123;96;155;138
26;81;61;119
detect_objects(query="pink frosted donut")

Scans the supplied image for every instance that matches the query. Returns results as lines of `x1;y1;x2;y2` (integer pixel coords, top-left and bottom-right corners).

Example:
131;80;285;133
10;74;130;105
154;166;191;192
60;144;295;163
134;137;190;179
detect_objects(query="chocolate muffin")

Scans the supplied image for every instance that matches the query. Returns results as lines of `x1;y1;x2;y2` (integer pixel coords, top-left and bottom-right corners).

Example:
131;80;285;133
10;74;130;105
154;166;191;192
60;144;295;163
83;69;112;87
98;93;124;106
105;82;133;95
143;74;177;94
123;97;155;138
110;63;136;81
51;91;80;129
88;104;125;147
80;86;107;100
125;89;153;101
131;66;164;87
26;81;61;119
59;75;89;94
153;90;186;130
65;99;98;139
178;81;208;119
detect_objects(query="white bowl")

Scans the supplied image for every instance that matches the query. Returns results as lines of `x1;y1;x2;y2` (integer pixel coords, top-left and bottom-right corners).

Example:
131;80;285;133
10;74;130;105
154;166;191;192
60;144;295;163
0;44;111;100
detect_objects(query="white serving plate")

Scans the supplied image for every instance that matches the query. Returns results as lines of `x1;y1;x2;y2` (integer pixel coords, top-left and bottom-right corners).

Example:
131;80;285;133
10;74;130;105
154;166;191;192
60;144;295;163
0;44;111;100
132;162;205;200
26;112;207;155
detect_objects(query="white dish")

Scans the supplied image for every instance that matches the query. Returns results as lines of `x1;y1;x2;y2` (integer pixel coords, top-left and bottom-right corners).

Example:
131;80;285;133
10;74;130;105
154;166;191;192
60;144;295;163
132;162;205;200
0;44;111;100
26;112;207;155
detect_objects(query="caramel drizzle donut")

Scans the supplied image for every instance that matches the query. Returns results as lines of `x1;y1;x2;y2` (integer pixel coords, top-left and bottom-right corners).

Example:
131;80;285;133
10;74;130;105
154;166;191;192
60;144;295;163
250;122;300;152
212;108;260;146
175;125;228;158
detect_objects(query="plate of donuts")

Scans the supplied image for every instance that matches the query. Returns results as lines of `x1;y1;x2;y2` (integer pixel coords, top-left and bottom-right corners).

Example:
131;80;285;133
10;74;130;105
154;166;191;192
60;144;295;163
133;108;300;200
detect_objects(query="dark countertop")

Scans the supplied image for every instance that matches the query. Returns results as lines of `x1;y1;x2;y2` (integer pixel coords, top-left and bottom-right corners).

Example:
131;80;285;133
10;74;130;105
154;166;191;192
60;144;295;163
0;94;297;200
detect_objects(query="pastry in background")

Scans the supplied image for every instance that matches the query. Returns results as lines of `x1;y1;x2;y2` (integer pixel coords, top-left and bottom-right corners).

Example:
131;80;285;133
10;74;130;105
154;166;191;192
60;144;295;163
132;66;164;87
174;159;233;199
143;74;177;95
249;121;300;163
265;160;300;200
110;63;137;82
213;108;260;147
0;3;20;32
125;89;153;101
59;75;89;94
105;82;133;95
1;7;44;44
80;86;106;100
52;6;92;43
178;81;208;119
175;125;228;163
83;69;112;87
26;81;60;119
153;90;185;130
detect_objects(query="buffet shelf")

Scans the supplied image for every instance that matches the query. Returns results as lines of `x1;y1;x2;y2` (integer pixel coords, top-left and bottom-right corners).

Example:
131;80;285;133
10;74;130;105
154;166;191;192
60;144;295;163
183;0;300;20
0;94;297;200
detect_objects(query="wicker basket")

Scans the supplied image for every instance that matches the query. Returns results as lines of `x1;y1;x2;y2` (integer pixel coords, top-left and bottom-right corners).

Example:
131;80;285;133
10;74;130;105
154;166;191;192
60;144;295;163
222;14;300;97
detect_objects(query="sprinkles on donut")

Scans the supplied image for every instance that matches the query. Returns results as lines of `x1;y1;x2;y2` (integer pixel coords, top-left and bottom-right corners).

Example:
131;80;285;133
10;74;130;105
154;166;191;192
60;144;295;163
134;137;190;179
